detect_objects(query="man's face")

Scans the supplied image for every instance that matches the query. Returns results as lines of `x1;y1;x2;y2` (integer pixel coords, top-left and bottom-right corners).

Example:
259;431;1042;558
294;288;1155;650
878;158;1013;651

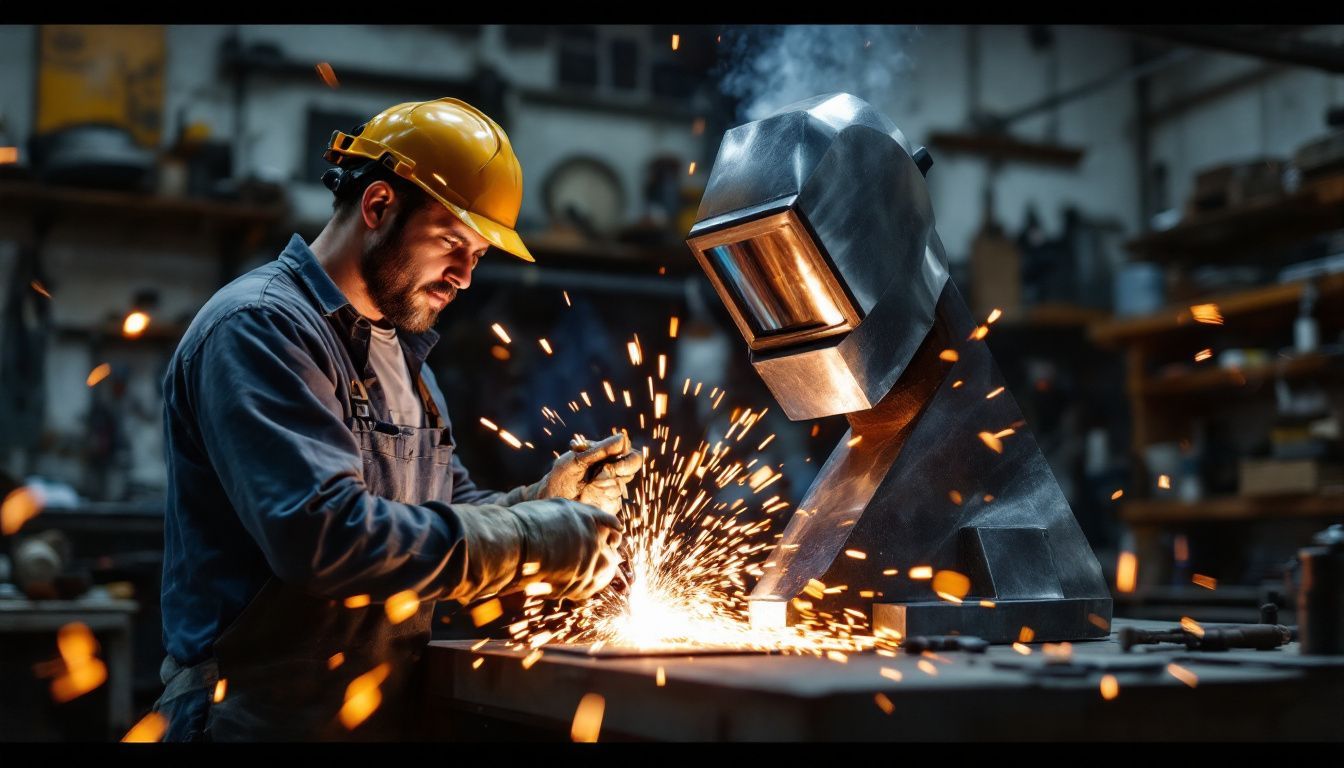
361;199;490;334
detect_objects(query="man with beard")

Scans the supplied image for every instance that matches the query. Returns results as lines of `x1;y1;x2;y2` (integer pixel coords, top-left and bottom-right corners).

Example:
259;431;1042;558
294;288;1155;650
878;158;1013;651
151;99;640;741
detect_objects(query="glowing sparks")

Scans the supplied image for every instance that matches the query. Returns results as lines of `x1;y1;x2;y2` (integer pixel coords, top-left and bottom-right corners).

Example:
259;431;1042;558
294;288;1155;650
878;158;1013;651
932;570;971;601
939;349;959;362
952;380;964;389
969;325;989;340
948;490;963;505
603;381;617;403
212;678;228;703
909;566;933;580
874;692;895;714
654;393;668;420
540;338;553;355
980;600;996;608
522;562;541;577
1190;303;1223;325
0;146;18;165
471;598;504;627
521;649;543;669
1087;613;1110;631
628;340;643;366
328;653;345;670
1100;674;1119;700
987;308;1003;324
1110;489;1124;501
1192;574;1217;590
343;594;371;609
978;432;1003;454
844;549;867;560
340;663;390;730
846;435;863;448
669;316;680;338
1194;348;1213;362
51;623;108;702
1116;552;1138;594
472;657;484;670
1018;626;1036;643
563;291;572;307
1180;617;1204;638
1158;474;1171;490
498;430;524;449
917;659;938;676
122;311;150;338
121;712;167;742
385;590;420;625
827;650;848;664
87;362;113;388
656;666;666;687
1166;663;1198;688
1012;642;1032;655
315;61;340;88
30;279;52;299
986;386;1005;399
688;161;697;175
670;33;680;51
525;582;554;597
883;568;898;576
2;486;44;535
491;323;512;344
880;667;902;682
571;693;605;742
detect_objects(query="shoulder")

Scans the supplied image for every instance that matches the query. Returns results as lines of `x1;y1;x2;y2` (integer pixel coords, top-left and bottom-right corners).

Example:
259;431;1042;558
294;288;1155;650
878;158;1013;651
174;260;328;364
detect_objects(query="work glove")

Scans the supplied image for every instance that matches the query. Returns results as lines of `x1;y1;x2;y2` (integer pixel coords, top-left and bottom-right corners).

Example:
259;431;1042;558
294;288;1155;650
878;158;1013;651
515;433;643;516
508;497;625;601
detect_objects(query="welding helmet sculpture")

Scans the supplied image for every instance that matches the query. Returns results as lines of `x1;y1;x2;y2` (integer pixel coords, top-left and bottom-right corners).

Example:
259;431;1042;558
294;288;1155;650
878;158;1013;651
687;94;1112;643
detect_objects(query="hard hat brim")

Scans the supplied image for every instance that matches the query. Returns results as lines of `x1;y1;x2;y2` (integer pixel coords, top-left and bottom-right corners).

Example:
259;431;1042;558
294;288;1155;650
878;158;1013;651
424;187;535;263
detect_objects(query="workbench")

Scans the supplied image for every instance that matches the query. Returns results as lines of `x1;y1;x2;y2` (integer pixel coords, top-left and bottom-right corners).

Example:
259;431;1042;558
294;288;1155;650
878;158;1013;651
419;618;1344;740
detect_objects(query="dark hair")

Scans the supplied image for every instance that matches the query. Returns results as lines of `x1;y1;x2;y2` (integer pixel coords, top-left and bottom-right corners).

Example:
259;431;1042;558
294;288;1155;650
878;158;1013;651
328;162;433;221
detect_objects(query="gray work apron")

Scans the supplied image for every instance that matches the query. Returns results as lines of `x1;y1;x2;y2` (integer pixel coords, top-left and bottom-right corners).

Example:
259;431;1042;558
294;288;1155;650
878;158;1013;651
150;373;455;741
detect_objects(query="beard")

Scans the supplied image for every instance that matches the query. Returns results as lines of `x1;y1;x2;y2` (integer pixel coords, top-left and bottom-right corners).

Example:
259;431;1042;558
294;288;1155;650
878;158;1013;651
360;218;457;334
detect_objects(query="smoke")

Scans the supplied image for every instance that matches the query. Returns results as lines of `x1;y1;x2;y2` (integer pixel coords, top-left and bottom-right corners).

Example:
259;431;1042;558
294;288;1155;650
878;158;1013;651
715;25;922;122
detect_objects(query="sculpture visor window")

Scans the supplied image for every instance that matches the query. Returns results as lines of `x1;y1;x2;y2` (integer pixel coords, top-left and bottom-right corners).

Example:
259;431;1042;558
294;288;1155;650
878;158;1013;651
689;210;861;352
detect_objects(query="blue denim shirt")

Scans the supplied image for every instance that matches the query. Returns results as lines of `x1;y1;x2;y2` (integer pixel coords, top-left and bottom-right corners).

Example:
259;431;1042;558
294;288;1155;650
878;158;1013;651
160;234;512;666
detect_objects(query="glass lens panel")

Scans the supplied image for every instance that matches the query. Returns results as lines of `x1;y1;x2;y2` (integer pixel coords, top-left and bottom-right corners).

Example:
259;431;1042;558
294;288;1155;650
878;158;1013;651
707;226;846;336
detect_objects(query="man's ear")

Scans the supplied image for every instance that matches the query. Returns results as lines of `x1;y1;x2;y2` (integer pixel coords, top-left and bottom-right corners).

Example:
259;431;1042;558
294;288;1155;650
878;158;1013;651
359;180;396;231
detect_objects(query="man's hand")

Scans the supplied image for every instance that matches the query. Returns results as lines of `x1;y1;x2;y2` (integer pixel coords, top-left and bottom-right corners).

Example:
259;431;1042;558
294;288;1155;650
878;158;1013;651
524;432;642;515
508;498;625;601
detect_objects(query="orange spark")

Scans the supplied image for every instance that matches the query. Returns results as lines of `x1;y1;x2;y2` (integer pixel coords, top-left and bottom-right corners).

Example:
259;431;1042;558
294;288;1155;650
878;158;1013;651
498;430;523;449
563;291;572;306
1116;552;1137;593
1192;574;1217;590
571;692;605;742
539;338;553;355
948;490;963;505
479;417;498;431
0;146;18;165
1167;663;1198;688
844;549;867;560
671;34;680;51
1110;489;1124;501
669;316;680;338
121;712;167;742
917;659;938;676
340;663;390;730
122;311;150;338
952;380;964;389
384;590;420;625
1194;348;1213;362
2;486;44;535
1180;617;1204;638
1100;674;1119;700
909;566;933;580
874;692;895;714
932;570;971;600
986;386;1005;399
51;623;107;702
213;678;227;703
987;308;1003;324
969;325;989;340
1018;626;1035;643
343;594;371;609
1190;303;1223;325
315;61;340;88
847;435;863;448
1158;474;1171;489
471;598;504;627
689;161;697;175
978;432;1003;454
521;649;543;669
491;323;512;344
30;280;52;299
656;667;666;687
939;349;959;362
880;667;902;682
328;653;345;670
1012;642;1032;655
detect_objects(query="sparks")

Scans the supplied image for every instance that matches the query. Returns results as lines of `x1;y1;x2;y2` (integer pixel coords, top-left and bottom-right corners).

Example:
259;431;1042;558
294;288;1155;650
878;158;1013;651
1190;303;1223;325
1100;674;1119;700
987;308;1003;324
1116;552;1138;593
939;349;959;362
1192;573;1217;590
1194;348;1213;362
986;386;1005;399
315;61;340;88
539;338;553;355
669;316;680;338
491;323;512;344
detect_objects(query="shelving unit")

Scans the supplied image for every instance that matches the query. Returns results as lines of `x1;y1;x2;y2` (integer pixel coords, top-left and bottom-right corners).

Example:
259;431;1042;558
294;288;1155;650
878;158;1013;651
1093;177;1344;599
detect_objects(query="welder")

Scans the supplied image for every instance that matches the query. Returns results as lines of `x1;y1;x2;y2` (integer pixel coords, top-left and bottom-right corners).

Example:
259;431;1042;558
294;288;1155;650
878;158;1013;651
150;98;641;741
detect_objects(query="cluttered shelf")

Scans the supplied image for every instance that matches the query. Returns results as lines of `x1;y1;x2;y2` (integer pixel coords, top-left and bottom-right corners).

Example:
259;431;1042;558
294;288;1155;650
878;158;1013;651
0;180;287;228
1140;351;1344;397
1089;271;1344;347
1125;173;1344;263
1120;494;1344;524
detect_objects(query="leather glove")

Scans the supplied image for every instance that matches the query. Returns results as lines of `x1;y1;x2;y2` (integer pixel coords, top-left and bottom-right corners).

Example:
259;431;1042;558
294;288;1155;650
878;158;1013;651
508;497;625;601
516;433;642;515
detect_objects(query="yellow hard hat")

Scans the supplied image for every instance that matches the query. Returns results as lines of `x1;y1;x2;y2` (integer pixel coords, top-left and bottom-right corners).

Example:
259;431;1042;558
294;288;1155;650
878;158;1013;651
324;98;534;262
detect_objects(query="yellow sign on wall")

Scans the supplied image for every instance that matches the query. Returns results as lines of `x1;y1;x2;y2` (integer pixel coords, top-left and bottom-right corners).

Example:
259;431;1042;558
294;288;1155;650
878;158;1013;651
37;25;166;147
